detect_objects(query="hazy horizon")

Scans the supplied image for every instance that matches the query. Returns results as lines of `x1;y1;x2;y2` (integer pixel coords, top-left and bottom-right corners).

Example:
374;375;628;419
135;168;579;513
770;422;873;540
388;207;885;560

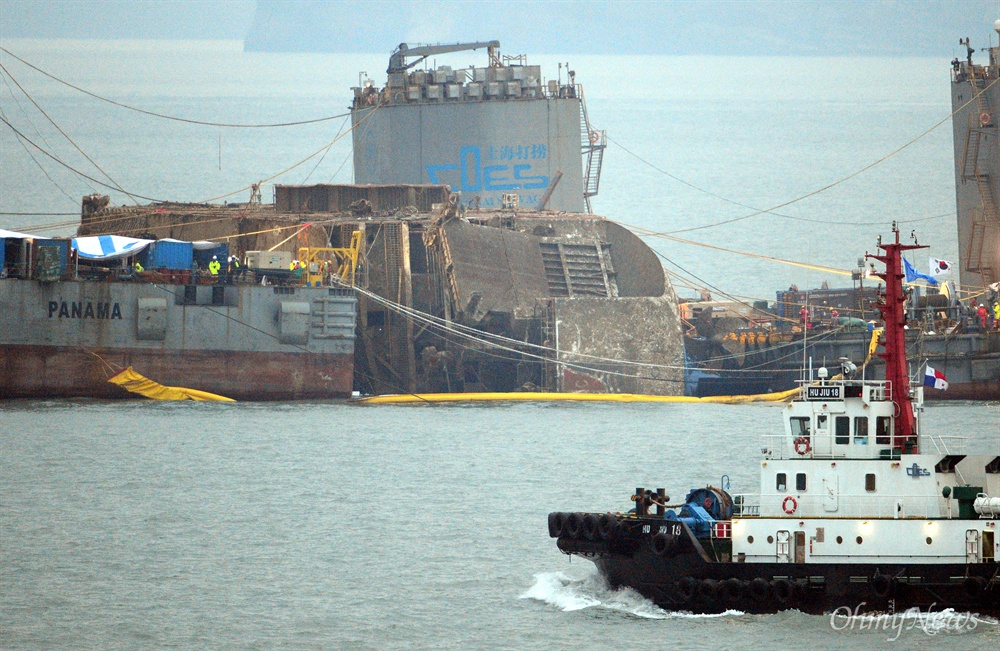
2;1;999;57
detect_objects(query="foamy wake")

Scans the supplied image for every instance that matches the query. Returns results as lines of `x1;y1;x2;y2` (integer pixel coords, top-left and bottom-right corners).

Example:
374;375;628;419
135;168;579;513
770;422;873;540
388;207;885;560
519;571;745;619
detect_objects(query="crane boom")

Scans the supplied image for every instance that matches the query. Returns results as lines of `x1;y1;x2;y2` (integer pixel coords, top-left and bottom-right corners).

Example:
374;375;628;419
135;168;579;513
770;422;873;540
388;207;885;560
387;41;501;74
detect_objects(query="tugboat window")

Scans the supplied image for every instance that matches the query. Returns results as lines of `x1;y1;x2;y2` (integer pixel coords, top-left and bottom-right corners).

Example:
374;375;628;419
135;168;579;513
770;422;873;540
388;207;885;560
776;473;787;491
790;417;810;437
854;416;868;444
876;416;892;445
817;414;828;431
796;473;807;491
835;416;850;444
865;473;876;492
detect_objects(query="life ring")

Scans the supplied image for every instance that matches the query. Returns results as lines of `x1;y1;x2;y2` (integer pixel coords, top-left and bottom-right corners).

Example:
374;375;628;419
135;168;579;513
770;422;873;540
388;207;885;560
980;112;991;126
589;130;600;144
782;495;798;514
793;436;811;456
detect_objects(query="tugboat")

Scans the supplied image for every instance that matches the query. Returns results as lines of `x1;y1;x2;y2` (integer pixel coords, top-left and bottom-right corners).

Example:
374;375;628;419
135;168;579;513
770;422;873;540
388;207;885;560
548;226;1000;615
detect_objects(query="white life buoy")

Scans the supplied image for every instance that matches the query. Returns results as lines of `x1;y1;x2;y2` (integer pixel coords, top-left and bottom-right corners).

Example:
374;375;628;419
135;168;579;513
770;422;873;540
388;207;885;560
793;436;811;456
980;112;991;126
589;130;600;144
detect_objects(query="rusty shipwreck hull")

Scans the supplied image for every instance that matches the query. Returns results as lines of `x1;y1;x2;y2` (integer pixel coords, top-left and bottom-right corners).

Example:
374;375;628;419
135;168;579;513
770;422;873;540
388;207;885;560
0;345;353;401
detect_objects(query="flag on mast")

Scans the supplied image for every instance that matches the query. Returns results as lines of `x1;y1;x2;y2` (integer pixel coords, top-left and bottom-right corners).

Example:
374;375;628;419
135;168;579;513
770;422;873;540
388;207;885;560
923;365;948;390
903;257;938;285
929;258;954;276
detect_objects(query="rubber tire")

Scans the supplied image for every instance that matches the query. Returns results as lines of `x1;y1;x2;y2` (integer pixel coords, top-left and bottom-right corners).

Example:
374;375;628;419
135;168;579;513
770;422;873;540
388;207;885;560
720;578;744;602
597;513;618;540
750;578;770;602
548;512;562;538
582;514;599;540
564;512;582;539
772;579;793;604
701;579;719;602
676;576;699;603
650;532;672;557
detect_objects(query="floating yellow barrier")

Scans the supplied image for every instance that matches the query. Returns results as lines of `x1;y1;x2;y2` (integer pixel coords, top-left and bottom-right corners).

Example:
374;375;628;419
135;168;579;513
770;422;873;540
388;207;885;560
356;388;799;405
108;366;236;402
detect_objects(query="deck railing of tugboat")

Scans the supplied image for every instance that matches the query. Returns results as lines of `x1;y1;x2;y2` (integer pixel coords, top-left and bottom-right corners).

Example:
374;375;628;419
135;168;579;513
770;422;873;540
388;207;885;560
761;434;972;459
732;494;760;517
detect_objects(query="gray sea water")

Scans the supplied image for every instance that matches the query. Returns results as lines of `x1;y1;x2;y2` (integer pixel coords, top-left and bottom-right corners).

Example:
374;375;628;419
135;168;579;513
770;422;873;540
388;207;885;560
1;41;999;649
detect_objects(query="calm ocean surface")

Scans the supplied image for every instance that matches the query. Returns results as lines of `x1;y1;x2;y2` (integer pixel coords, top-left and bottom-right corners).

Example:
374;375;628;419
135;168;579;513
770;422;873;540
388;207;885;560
1;41;999;649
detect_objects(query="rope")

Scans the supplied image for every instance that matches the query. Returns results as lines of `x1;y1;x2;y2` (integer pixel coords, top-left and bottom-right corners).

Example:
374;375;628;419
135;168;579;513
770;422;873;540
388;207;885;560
0;46;354;129
610;75;1000;235
0;62;139;204
0;114;164;201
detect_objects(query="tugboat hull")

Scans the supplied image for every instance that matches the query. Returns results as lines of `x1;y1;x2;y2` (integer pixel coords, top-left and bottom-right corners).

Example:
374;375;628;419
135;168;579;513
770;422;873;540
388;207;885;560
556;523;1000;616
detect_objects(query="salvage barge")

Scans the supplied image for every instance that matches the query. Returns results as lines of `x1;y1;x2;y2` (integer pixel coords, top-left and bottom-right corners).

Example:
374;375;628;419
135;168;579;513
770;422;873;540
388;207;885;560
549;227;1000;616
0;229;356;400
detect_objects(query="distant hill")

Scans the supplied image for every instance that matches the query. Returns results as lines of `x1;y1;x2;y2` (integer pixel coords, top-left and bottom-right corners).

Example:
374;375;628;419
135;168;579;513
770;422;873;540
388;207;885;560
2;0;996;57
244;0;1000;56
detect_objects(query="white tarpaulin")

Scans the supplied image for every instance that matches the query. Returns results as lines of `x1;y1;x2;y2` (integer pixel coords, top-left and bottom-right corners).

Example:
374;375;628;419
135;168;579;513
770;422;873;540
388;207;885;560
72;235;153;260
159;238;220;251
0;229;48;240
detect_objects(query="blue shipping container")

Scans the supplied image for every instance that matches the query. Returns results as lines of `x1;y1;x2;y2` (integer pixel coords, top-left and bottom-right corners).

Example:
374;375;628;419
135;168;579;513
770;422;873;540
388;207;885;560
148;240;194;270
0;238;6;271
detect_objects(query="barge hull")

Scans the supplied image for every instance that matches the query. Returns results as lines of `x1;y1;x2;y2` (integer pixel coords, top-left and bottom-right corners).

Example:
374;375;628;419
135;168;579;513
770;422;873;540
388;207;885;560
0;345;353;401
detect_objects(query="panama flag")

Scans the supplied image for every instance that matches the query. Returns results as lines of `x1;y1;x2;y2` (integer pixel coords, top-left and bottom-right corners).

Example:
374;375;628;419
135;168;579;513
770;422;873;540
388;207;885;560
924;365;949;390
930;258;954;276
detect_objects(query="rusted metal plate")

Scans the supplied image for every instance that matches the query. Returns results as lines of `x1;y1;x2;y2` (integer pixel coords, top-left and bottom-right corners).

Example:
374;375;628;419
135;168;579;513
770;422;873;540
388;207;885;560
0;345;354;400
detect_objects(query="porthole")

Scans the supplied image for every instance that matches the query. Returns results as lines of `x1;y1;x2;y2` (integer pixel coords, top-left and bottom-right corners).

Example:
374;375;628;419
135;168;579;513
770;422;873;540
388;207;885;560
767;535;774;544
747;535;754;544
926;537;932;545
856;536;863;544
836;536;843;544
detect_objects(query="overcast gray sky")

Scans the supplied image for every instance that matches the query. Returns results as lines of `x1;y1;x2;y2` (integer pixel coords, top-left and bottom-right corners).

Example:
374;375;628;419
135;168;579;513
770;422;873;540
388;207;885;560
2;0;999;55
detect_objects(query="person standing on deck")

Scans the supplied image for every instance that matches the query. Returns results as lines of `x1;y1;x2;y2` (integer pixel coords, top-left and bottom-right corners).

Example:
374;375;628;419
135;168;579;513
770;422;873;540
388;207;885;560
208;255;221;282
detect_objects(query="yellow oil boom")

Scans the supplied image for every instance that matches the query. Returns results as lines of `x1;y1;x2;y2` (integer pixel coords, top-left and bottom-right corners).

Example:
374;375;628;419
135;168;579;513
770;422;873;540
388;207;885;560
297;230;363;287
108;366;235;402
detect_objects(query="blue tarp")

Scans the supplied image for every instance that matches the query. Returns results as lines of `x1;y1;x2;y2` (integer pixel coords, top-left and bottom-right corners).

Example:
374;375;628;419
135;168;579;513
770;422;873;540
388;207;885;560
147;240;193;270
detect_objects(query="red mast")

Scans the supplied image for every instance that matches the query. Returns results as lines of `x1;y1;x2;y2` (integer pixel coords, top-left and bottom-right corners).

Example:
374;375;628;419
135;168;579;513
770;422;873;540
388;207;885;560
866;224;923;453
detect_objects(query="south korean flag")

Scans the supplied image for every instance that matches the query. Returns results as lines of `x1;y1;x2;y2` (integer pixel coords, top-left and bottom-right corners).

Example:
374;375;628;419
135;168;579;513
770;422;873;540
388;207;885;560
929;258;954;277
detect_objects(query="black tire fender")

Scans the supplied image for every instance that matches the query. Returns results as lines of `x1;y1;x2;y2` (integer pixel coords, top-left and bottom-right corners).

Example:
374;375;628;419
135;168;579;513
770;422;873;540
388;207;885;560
564;512;582;539
597;513;618;540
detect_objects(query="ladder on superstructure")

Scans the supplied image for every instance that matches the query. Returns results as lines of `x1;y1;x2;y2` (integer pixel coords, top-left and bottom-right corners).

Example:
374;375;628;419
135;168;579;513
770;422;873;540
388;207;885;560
578;86;606;214
961;64;998;286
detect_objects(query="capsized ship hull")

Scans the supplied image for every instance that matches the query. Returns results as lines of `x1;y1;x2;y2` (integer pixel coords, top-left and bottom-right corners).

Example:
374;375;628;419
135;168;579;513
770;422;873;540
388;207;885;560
0;280;356;401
